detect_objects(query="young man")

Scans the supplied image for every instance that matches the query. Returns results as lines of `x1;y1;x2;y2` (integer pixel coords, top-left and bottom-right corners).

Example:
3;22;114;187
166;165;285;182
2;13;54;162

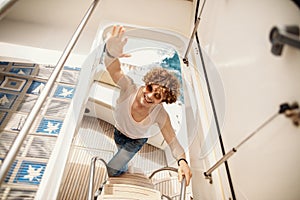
104;26;192;186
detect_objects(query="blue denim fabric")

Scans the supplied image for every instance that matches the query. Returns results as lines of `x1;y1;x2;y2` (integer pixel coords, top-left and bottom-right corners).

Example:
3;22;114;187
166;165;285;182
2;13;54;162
107;128;148;176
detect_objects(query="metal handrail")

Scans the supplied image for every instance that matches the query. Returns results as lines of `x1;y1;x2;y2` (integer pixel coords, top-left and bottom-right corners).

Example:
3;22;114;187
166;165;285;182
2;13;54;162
0;0;19;20
149;166;187;200
182;0;206;66
88;157;108;200
149;167;178;179
0;0;100;186
161;194;172;200
204;102;299;183
89;164;188;200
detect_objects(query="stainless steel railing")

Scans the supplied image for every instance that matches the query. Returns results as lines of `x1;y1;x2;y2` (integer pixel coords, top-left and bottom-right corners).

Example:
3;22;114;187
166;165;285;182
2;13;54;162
88;159;188;200
88;157;108;200
0;0;100;186
149;167;187;200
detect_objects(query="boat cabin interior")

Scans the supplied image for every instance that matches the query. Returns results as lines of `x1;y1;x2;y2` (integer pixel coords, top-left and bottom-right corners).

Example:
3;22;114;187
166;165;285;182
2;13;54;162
0;0;299;199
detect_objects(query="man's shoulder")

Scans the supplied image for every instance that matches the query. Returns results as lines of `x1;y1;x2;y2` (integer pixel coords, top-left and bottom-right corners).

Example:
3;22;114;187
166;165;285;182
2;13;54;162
118;76;138;100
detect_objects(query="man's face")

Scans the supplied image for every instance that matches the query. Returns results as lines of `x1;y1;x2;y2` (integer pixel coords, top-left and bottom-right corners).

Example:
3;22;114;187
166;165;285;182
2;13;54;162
141;84;165;105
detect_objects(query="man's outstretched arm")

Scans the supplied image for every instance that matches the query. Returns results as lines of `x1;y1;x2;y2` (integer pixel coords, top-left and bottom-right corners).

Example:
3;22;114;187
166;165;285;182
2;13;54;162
104;25;130;85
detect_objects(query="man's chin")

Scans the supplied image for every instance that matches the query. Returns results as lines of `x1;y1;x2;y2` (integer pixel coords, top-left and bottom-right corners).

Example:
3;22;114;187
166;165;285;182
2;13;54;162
141;98;153;106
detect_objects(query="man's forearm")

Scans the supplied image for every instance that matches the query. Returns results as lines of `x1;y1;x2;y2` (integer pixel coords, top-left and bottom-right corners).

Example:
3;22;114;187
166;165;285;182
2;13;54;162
168;137;185;161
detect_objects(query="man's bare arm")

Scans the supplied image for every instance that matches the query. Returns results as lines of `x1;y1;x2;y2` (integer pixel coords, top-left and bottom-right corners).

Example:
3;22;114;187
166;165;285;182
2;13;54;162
104;26;130;85
159;115;192;186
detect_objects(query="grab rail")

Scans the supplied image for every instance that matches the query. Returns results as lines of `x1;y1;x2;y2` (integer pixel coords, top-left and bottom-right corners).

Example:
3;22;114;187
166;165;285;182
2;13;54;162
88;162;187;200
0;0;100;186
149;167;187;200
88;157;108;200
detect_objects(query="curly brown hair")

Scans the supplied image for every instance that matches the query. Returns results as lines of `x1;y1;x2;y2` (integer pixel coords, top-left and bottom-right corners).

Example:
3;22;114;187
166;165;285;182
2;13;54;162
143;67;180;104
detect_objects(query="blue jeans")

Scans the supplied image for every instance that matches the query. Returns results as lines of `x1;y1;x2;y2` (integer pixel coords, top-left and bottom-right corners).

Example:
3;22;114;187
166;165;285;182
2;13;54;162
107;128;148;176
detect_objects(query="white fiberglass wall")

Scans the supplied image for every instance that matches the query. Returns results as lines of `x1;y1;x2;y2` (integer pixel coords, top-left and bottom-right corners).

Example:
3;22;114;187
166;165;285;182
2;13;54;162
195;1;300;200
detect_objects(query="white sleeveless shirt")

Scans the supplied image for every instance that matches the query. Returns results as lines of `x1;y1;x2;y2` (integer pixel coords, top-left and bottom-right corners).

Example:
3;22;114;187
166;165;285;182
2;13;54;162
113;77;167;139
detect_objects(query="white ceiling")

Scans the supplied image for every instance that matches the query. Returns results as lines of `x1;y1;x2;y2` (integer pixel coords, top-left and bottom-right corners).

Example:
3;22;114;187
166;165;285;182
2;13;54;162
4;0;100;28
0;0;195;54
3;0;194;28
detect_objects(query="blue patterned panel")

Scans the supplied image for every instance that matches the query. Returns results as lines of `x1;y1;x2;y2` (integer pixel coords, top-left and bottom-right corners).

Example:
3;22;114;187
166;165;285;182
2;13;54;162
0;158;17;183
0;111;8;126
26;80;46;95
17;95;38;113
36;118;63;135
60;70;80;85
9;68;33;76
13;161;46;185
53;85;75;99
26;136;56;159
0;61;9;66
0;93;18;109
0;77;27;92
0;132;18;156
45;100;69;118
12;62;35;67
0;62;9;73
64;66;81;71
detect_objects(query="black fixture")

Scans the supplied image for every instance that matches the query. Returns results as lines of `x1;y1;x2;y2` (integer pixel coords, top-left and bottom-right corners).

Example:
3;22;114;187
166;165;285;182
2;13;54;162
269;25;300;56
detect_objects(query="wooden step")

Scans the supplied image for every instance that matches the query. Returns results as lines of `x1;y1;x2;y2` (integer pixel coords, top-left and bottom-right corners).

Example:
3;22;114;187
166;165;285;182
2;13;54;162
107;173;154;189
98;183;161;200
97;173;161;200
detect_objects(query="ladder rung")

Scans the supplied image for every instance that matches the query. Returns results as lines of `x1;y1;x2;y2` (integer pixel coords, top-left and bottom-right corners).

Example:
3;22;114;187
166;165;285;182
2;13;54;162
99;183;161;200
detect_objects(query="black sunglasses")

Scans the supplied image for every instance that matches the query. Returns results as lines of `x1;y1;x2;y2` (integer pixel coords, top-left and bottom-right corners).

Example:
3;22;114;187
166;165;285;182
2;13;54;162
145;84;165;100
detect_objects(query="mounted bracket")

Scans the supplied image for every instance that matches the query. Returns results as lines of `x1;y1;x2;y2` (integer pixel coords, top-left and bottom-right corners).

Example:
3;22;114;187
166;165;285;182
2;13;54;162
269;25;300;56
